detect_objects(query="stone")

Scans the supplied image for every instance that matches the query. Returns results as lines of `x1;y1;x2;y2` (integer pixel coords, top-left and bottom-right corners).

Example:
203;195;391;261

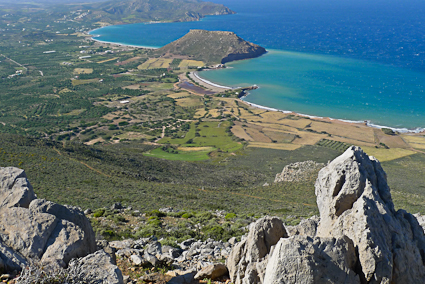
29;199;97;255
275;160;324;183
71;250;123;284
285;215;319;237
0;258;4;274
226;216;287;284
84;208;92;215
0;207;58;259
0;167;36;209
263;235;360;284
194;263;228;280
130;255;146;266
0;167;97;273
111;202;123;210
315;146;425;283
414;213;425;233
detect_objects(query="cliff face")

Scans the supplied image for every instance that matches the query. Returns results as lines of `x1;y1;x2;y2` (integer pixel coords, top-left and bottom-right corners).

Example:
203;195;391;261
157;29;267;64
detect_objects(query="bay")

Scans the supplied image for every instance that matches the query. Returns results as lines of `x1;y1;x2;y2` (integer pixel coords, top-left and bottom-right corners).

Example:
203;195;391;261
90;0;425;130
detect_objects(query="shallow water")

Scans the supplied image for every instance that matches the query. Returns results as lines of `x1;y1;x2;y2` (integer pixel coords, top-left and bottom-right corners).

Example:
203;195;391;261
90;0;425;130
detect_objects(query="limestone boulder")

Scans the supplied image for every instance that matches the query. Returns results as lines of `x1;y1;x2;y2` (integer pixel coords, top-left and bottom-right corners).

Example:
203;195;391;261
315;146;425;283
0;167;36;209
264;235;360;284
0;167;97;272
226;216;287;284
70;250;124;284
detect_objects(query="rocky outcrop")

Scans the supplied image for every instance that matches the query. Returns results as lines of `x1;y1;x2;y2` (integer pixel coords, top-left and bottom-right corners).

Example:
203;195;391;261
264;236;360;284
226;216;287;284
227;146;425;284
274;160;325;183
315;146;425;283
0;167;123;283
157;30;267;64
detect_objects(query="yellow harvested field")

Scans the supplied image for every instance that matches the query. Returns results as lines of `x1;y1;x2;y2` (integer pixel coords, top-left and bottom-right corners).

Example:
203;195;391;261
245;128;272;143
167;92;190;99
232;125;254;141
262;130;296;143
178;146;215;152
278;118;313;129
259;111;288;123
194;110;208;118
292;131;323;145
179;60;204;68
310;121;375;143
175;97;203;108
402;135;425;149
138;58;173;69
73;68;93;74
208;109;222;118
361;146;416;162
375;129;410;148
248;142;302;151
97;57;119;64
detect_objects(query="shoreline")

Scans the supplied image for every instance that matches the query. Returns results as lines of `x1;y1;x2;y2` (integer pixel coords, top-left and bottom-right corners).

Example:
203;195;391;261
86;29;424;134
194;71;424;134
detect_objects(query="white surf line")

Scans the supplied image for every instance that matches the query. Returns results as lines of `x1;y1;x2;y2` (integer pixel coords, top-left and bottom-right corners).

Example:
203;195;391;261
193;72;233;90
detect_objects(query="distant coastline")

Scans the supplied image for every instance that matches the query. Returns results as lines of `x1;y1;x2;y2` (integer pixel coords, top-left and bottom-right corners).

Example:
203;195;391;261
88;27;425;134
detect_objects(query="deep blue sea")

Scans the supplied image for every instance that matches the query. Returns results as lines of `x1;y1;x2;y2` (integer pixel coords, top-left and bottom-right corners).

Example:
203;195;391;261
90;0;425;131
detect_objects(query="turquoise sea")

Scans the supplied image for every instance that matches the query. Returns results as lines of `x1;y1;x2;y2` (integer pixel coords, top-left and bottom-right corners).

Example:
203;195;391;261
90;0;425;131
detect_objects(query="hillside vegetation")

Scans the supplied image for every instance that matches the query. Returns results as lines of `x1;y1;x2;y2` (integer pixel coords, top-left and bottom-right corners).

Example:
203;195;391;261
157;30;267;64
80;0;235;24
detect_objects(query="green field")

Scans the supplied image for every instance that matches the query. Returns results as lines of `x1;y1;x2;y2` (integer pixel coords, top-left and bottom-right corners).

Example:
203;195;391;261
144;146;213;161
159;121;243;153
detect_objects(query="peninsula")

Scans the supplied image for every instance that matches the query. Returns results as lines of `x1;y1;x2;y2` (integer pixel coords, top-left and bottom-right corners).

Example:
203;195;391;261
157;29;267;64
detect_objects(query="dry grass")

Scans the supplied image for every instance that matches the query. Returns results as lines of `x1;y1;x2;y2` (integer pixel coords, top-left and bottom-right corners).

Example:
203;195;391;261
402;135;425;149
123;84;141;90
59;88;72;94
248;142;302;150
179;59;204;68
85;137;104;145
309;121;375;143
138;58;173;69
194;109;208;118
292;131;323;145
361;146;416;162
245;128;272;143
232;124;254;141
97;57;119;64
175;97;203;108
375;129;410;148
262;130;296;143
73;68;93;74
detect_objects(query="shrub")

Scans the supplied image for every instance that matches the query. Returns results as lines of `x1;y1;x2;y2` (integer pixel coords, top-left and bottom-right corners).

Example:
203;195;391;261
225;213;236;220
93;208;105;218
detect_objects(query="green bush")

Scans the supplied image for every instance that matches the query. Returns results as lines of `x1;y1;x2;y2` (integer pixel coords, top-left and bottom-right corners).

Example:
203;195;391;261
225;213;236;220
93;208;105;218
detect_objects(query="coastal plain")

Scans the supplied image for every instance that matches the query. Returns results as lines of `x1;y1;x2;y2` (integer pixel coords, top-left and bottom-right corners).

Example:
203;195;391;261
1;1;425;233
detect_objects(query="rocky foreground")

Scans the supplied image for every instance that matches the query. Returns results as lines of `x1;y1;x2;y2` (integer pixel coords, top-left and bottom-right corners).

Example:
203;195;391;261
1;146;425;283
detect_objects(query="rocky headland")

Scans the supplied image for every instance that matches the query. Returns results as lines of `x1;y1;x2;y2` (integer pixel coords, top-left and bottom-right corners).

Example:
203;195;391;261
157;30;267;64
1;146;425;283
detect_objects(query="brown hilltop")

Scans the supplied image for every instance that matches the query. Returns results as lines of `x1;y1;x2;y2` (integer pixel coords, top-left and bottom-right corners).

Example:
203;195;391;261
156;29;267;64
